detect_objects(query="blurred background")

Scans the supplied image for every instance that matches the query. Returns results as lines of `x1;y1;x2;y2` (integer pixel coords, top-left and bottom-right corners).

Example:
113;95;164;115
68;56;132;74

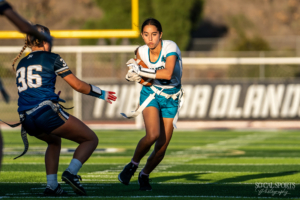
1;0;300;129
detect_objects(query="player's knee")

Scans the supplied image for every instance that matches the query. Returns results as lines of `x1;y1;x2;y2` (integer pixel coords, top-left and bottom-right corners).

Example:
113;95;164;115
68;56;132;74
89;133;98;149
146;133;159;143
47;137;61;146
93;135;99;149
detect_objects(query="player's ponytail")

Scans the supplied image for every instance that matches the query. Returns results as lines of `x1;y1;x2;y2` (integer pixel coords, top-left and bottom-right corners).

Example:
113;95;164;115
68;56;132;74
12;39;28;70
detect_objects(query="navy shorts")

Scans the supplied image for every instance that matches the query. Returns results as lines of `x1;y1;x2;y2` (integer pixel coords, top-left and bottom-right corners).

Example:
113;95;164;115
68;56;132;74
140;85;181;118
20;102;69;136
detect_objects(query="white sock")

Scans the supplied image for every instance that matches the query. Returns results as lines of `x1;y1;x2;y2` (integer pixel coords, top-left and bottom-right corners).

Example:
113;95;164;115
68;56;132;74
66;158;82;175
46;174;58;189
131;159;139;167
140;169;149;177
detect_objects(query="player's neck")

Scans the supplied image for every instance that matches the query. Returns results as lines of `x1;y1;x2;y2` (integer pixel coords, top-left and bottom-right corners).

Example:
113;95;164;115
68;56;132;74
31;47;45;52
149;40;162;56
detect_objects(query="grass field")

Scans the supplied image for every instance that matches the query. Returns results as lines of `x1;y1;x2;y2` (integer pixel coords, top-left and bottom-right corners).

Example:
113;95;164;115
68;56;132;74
1;129;300;199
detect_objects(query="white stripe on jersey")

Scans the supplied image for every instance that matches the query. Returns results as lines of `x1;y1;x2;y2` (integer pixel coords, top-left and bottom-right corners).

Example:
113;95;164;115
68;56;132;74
55;66;69;74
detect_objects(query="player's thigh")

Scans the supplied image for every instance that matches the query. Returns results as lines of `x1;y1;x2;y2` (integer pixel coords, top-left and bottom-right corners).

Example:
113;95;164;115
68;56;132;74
143;106;161;138
51;115;97;144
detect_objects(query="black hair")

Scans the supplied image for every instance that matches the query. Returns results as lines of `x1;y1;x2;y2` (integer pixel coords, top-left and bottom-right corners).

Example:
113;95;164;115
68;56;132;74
141;18;162;34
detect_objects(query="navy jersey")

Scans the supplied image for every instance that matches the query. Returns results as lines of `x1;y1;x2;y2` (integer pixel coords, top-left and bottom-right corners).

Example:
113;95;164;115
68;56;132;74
16;51;72;112
0;0;12;15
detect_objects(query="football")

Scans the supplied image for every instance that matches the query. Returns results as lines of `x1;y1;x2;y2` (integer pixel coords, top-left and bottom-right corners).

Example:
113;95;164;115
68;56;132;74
135;58;154;86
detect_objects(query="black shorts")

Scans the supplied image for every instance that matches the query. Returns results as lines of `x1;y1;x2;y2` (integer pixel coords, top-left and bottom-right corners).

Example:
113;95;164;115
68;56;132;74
20;101;69;136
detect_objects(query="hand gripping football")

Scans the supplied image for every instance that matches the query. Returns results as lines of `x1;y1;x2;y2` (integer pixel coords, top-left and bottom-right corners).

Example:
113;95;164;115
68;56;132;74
134;59;154;86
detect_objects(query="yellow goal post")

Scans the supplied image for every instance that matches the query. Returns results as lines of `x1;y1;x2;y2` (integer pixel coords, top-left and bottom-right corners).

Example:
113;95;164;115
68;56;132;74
0;0;139;39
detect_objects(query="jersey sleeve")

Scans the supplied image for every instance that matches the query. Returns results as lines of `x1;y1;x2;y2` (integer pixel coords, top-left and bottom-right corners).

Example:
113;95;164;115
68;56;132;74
137;45;148;64
0;0;12;15
54;56;72;78
165;41;181;60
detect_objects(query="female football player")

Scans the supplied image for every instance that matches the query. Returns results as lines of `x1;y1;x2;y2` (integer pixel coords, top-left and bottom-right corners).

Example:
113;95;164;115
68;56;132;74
13;24;116;196
119;18;183;191
0;0;52;171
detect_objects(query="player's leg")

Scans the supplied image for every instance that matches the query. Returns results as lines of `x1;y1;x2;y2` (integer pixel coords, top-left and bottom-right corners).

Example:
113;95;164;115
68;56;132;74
51;114;98;195
133;107;161;162
34;133;67;195
118;106;160;185
138;117;174;191
142;117;174;174
51;114;98;164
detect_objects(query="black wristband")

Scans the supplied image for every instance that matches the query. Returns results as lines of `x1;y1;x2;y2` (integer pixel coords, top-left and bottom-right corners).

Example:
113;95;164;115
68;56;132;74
88;84;102;97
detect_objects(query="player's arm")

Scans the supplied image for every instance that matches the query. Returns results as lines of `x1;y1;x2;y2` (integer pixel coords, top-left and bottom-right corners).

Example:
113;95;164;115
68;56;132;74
155;55;176;80
1;1;52;43
63;74;116;104
54;56;116;103
129;49;176;80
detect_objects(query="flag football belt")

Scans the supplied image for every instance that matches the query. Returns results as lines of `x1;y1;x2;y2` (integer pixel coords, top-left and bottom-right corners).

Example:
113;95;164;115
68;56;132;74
0;100;61;160
23;100;59;116
121;85;184;128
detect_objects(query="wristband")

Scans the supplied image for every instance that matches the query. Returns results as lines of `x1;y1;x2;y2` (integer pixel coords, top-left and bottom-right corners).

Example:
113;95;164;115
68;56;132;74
88;84;102;97
88;84;107;100
139;67;156;79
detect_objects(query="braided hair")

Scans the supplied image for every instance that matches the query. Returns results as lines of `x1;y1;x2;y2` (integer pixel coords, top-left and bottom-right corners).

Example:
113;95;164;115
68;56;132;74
12;24;50;70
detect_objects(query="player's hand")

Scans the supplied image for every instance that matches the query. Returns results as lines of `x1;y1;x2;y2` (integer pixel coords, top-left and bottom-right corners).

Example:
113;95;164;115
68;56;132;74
126;58;140;66
126;58;141;75
99;91;117;104
125;69;141;82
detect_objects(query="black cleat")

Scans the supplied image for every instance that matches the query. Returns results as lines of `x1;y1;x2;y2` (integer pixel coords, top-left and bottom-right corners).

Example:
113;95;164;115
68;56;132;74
138;172;152;191
62;170;86;195
118;162;138;185
43;184;68;196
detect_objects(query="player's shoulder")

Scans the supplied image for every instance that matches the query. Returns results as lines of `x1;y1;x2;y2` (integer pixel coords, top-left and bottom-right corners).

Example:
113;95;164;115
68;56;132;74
163;40;179;49
25;51;60;59
138;44;148;53
17;51;60;68
41;51;60;59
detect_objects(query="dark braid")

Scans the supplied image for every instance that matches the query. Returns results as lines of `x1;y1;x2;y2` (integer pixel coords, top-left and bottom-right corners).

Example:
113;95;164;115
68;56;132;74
12;39;28;70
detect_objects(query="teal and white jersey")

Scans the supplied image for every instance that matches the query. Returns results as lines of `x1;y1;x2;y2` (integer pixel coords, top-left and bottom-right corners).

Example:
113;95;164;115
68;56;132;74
138;40;182;88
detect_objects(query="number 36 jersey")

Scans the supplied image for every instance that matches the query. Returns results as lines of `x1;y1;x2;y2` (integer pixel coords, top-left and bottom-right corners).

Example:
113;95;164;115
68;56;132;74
138;40;182;88
16;51;72;112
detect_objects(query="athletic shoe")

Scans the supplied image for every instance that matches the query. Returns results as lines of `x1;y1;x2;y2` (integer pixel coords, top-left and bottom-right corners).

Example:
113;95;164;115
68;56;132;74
138;172;152;191
118;162;138;185
61;170;86;195
43;184;68;196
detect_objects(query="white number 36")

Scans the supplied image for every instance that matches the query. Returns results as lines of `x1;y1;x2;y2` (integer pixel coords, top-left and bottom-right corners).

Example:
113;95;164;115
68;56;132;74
16;65;42;92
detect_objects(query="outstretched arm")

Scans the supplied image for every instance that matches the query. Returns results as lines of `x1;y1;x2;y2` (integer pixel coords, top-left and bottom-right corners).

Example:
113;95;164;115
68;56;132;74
63;74;117;104
1;1;52;43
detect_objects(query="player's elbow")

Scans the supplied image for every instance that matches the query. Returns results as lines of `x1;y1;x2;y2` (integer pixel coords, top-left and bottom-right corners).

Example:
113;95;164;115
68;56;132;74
165;73;172;80
18;24;33;34
73;83;84;93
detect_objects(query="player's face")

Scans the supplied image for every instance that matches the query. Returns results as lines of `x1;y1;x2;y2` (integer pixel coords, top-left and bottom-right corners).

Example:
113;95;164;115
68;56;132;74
43;41;51;52
141;25;162;49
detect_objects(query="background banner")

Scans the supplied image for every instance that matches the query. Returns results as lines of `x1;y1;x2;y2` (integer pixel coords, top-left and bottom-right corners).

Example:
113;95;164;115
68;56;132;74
82;80;300;121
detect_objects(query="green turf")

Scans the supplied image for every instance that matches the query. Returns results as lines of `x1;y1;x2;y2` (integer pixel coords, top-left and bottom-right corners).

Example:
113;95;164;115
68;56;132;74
1;130;300;199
